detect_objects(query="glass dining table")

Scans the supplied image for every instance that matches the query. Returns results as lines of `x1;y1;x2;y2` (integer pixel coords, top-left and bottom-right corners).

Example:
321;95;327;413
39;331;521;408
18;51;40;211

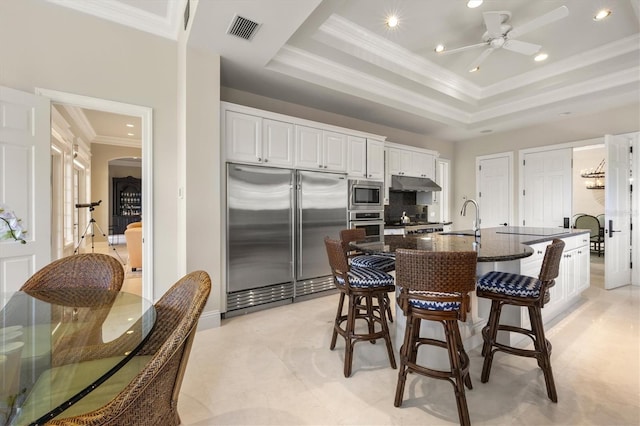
0;288;155;426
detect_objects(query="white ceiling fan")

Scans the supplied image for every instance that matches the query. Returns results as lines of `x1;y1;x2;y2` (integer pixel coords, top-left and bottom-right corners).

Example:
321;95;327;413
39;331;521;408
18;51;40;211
437;6;569;72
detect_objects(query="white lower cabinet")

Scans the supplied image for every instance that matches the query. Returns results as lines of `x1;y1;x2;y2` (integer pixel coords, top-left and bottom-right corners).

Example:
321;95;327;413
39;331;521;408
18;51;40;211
519;233;590;327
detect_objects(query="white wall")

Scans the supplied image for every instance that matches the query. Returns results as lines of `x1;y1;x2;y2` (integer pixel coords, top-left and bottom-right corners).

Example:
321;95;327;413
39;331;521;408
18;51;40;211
0;0;180;300
453;104;640;231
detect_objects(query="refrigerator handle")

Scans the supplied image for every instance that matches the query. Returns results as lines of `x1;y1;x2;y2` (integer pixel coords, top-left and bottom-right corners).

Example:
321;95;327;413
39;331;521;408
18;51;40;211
296;173;303;279
290;174;296;279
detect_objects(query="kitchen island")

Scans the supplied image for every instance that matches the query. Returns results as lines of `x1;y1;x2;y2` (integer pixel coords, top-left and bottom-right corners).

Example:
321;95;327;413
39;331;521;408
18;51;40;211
352;227;591;357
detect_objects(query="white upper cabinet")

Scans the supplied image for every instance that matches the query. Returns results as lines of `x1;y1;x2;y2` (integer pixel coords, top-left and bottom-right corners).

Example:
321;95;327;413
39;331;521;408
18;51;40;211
347;136;367;178
222;102;386;174
225;111;294;166
262;119;294;167
295;126;347;172
387;146;434;178
225;111;262;164
349;137;385;180
295;125;323;169
412;151;435;179
366;139;385;180
323;131;348;172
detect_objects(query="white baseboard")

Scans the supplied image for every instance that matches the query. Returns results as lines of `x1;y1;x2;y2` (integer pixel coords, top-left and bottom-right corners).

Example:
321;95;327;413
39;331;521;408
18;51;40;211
198;310;221;330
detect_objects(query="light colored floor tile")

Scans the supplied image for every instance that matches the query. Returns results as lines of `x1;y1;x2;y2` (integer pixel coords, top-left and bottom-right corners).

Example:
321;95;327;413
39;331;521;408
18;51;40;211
179;260;640;425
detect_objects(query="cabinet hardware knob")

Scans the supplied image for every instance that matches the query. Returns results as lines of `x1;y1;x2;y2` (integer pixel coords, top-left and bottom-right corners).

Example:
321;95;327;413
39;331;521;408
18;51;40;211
257;157;262;162
537;250;542;254
264;158;268;162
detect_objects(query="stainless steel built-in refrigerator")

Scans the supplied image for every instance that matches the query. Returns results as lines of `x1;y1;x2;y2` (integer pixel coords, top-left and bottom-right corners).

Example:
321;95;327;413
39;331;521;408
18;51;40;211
226;163;347;313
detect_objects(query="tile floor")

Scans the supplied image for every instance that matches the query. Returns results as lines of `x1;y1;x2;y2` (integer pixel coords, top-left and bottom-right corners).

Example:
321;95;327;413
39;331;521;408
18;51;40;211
178;255;639;425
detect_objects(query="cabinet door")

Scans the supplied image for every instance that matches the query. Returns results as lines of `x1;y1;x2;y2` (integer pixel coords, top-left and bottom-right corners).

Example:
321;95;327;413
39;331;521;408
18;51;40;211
575;239;590;292
225;111;262;163
411;152;434;178
399;150;413;176
387;148;401;175
347;135;367;178
263;119;294;167
387;148;411;176
323;131;347;172
295;125;323;170
366;139;385;180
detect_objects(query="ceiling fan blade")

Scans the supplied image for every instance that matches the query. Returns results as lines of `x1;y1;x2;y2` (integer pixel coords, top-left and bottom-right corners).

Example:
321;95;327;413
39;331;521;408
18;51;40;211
503;39;542;56
508;5;569;39
468;48;495;71
438;42;488;56
483;11;508;38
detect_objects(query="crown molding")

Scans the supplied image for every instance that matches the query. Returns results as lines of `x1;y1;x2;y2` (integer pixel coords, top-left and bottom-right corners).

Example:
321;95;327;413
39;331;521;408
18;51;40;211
271;45;639;129
51;106;74;143
46;0;182;40
92;135;142;149
62;105;97;142
472;66;640;123
270;45;471;125
482;34;640;98
316;14;481;102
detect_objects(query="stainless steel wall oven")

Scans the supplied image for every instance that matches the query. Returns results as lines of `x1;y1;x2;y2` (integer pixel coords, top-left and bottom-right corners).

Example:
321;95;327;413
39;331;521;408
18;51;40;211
349;210;384;241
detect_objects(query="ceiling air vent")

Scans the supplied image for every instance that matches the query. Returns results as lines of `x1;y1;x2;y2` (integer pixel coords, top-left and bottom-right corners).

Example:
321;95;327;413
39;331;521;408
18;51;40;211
227;15;261;41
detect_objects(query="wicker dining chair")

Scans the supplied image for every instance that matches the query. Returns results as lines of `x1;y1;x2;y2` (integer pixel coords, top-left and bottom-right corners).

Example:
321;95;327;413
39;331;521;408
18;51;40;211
394;249;478;426
43;270;211;425
20;254;125;351
20;253;125;292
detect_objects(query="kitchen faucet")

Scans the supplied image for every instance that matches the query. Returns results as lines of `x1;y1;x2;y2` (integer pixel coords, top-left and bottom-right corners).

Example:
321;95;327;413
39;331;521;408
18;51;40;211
460;199;480;238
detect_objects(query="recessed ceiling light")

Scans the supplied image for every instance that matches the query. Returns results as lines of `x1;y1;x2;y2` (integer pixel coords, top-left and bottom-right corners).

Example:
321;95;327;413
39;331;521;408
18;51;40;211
435;44;445;53
126;123;134;128
534;52;548;62
386;15;399;28
593;9;612;21
467;0;483;8
127;132;134;136
469;66;480;73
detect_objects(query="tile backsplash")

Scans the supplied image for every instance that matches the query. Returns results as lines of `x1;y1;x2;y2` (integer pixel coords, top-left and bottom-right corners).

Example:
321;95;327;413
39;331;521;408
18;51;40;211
385;191;428;223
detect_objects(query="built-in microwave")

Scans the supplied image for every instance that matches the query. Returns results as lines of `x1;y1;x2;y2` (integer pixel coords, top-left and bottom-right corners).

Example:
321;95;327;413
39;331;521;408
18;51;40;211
348;179;384;211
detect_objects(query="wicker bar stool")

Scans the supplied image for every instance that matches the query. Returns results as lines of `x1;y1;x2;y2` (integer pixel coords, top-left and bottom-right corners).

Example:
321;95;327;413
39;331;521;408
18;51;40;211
340;228;395;322
394;249;478;426
476;238;565;402
324;237;396;377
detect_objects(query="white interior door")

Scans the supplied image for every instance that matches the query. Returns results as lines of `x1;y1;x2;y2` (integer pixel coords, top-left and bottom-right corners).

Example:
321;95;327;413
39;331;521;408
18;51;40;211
604;134;632;289
477;153;512;228
0;86;51;294
522;148;572;228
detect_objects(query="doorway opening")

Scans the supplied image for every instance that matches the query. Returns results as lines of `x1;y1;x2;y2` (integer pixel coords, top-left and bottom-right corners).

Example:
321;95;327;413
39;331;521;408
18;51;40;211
572;144;606;287
38;88;152;301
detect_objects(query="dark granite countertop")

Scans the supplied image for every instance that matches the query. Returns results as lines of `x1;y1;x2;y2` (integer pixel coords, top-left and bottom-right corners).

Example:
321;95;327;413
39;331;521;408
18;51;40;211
352;227;590;262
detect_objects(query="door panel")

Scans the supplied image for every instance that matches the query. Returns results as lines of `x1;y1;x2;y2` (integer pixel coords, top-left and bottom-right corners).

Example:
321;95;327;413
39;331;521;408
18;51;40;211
523;149;572;228
478;154;511;228
604;134;631;289
0;86;50;295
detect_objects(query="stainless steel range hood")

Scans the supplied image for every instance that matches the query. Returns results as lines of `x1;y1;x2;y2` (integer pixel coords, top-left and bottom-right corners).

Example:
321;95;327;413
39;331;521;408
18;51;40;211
391;175;442;192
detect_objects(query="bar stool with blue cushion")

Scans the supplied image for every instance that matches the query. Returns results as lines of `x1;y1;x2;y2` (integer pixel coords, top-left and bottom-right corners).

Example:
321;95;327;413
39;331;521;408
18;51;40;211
476;238;565;402
324;237;396;377
340;228;395;322
340;228;395;272
394;249;478;426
